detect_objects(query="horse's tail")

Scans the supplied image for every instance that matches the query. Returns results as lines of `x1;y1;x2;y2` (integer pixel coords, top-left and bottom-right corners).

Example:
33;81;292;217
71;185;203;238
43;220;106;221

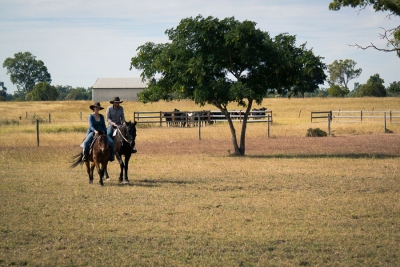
70;152;84;168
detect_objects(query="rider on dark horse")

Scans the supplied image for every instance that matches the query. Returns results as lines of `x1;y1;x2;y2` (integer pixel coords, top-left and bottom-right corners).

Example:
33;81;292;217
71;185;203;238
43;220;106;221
106;97;136;153
82;102;115;162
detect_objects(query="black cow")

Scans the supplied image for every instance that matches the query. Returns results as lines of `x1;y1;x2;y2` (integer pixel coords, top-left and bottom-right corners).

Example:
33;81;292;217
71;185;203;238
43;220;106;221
251;107;267;120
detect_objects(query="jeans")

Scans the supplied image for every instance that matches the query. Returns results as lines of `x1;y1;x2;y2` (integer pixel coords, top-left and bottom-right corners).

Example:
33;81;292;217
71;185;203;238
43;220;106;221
83;132;114;156
107;126;114;137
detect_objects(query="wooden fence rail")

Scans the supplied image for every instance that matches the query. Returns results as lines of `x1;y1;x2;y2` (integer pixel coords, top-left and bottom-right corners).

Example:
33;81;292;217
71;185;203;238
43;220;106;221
311;110;400;134
331;110;400;123
311;111;332;122
133;110;273;126
311;110;400;123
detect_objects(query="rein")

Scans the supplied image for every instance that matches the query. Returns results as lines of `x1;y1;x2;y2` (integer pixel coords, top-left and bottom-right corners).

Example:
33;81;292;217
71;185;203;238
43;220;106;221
117;127;129;143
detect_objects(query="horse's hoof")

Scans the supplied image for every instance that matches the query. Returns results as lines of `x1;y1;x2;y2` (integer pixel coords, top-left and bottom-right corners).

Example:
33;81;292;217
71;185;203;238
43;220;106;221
125;179;130;183
99;183;104;186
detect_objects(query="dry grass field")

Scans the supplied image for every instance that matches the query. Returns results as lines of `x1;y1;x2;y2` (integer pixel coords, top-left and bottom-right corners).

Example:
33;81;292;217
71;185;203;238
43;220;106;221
0;98;399;266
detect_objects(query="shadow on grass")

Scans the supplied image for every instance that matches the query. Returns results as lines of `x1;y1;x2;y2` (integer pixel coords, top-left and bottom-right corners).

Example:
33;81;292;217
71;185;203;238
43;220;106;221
107;179;195;187
246;153;400;159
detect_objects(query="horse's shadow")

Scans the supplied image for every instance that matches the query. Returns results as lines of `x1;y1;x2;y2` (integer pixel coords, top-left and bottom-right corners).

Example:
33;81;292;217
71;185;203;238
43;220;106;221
105;178;195;187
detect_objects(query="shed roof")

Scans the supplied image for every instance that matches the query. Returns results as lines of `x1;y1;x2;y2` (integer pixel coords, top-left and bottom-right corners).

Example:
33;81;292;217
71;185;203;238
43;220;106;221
93;78;147;89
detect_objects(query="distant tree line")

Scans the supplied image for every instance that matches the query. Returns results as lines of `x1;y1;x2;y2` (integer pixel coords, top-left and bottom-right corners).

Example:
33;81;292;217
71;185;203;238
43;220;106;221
322;58;400;98
1;51;91;101
0;82;92;101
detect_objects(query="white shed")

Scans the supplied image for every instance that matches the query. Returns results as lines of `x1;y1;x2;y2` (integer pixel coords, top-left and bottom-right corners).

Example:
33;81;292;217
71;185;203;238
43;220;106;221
92;78;147;102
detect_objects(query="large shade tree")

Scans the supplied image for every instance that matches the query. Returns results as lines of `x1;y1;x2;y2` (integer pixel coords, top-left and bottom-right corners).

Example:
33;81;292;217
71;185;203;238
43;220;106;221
3;51;52;94
131;15;326;155
329;0;400;57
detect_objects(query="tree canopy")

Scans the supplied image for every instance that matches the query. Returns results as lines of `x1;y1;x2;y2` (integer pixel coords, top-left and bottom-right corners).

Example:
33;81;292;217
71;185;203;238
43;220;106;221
26;82;59;101
387;80;400;94
329;0;400;57
328;84;348;97
3;52;52;94
355;73;387;97
327;59;362;94
0;81;7;101
130;15;326;155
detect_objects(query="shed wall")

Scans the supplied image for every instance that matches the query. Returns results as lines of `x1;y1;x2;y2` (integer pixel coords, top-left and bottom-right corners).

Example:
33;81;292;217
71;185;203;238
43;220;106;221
92;88;143;102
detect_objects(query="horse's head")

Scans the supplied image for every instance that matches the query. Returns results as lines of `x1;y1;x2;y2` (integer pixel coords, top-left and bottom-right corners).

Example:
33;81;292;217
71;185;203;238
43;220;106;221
125;121;137;149
97;134;110;154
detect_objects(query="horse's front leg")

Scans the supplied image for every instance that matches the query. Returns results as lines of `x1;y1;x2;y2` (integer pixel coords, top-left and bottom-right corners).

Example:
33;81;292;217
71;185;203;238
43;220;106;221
105;168;109;181
95;162;104;186
87;161;94;184
115;152;125;183
100;162;109;186
124;154;131;183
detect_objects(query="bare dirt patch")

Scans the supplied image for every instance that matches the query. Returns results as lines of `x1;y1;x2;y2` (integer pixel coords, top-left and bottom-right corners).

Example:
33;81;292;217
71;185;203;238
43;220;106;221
139;134;400;157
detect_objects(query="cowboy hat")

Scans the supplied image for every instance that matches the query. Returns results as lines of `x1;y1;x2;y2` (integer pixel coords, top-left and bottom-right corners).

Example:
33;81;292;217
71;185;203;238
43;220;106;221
90;102;104;110
110;96;123;104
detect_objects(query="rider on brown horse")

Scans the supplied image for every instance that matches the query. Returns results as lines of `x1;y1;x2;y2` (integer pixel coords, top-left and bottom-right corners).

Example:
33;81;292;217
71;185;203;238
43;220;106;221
82;102;115;162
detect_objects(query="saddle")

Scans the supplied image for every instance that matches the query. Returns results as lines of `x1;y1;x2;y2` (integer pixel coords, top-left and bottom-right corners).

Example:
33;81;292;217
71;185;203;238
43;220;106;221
88;134;100;155
79;134;101;155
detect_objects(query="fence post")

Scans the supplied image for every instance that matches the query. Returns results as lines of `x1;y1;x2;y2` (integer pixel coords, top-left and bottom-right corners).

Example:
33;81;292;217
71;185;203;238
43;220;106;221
198;115;201;140
360;111;363;122
36;119;40;147
26;111;28;119
80;112;82;121
48;113;51;123
268;115;271;137
390;111;392;123
328;113;331;135
384;112;387;133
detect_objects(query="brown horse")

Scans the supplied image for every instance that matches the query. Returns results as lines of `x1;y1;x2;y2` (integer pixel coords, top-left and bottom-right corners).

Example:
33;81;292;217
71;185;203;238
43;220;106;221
71;133;110;186
105;121;137;183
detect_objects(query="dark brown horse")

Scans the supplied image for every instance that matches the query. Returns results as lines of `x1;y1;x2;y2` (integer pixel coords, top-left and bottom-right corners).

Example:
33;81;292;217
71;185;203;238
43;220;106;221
105;121;137;183
71;134;110;186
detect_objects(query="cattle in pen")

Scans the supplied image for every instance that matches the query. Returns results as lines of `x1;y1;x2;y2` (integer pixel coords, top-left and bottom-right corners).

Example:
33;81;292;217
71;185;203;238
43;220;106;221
251;107;267;120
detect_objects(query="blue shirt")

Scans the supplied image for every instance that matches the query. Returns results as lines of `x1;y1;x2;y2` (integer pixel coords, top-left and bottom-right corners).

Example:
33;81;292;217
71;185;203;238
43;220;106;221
87;114;107;135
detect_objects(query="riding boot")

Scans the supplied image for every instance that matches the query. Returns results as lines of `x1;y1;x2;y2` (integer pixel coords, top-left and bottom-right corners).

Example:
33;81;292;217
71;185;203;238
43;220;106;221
82;149;88;162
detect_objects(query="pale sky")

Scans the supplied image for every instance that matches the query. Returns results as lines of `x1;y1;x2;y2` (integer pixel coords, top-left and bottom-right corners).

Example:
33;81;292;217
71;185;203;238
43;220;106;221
1;0;399;94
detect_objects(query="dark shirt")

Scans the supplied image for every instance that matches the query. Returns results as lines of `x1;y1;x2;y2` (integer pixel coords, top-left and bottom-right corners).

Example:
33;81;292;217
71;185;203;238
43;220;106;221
87;114;107;135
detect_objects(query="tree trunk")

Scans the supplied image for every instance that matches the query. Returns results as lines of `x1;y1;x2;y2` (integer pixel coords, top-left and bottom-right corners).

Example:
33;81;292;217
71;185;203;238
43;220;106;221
239;100;253;156
222;109;241;155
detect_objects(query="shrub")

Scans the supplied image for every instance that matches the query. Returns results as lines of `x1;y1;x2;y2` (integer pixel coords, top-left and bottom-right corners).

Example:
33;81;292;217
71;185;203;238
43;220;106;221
306;128;327;137
328;85;347;97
